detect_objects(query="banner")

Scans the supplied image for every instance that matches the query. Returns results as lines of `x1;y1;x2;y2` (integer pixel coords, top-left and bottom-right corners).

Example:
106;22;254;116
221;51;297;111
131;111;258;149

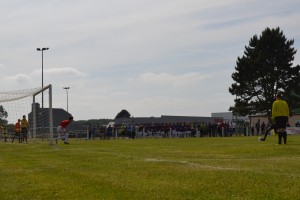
286;127;300;135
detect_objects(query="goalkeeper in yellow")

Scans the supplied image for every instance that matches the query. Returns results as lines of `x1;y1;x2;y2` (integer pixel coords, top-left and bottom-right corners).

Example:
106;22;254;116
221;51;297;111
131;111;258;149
272;92;289;145
21;115;29;143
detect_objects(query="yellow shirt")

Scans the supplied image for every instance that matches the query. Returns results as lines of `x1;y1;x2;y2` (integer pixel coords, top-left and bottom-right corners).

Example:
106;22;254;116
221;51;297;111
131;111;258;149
272;99;289;120
21;119;29;128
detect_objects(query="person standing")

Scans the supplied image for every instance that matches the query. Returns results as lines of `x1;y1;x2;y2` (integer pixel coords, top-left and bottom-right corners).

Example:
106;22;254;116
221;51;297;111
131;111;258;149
21;115;29;143
106;125;113;140
0;125;8;142
255;119;260;136
272;92;289;145
120;124;126;139
56;116;73;144
88;125;93;140
251;123;255;136
92;126;96;140
260;122;266;136
99;126;106;140
12;119;21;143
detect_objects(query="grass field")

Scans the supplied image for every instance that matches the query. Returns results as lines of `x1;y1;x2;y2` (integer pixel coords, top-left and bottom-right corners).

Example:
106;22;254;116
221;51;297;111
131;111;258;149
1;135;300;200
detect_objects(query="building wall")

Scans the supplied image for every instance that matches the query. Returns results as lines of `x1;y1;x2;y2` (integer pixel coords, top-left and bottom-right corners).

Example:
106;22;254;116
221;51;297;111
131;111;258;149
28;103;71;129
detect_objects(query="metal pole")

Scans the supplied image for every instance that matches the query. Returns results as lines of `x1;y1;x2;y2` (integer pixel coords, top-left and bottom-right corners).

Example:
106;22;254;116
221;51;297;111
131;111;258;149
42;50;44;108
37;47;49;108
67;90;69;112
49;84;53;145
63;87;70;113
33;84;53;145
33;96;36;142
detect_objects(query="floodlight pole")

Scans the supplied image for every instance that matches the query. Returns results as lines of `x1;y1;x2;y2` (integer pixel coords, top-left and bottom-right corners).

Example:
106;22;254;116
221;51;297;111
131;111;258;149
63;87;70;113
36;47;49;108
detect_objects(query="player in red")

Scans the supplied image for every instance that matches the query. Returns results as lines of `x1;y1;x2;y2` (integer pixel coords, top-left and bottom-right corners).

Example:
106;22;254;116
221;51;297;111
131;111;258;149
12;119;21;143
56;116;73;144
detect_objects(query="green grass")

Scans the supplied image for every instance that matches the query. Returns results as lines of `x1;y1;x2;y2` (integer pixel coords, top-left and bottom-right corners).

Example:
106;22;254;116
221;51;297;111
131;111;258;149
1;135;300;200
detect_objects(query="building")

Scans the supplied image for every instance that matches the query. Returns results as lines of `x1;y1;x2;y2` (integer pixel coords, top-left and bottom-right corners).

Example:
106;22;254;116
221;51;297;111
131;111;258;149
211;112;248;122
28;103;72;131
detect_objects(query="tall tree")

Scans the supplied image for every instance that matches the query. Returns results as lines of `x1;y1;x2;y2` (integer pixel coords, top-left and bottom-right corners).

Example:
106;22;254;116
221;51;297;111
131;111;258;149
0;105;8;125
115;109;131;119
229;27;300;119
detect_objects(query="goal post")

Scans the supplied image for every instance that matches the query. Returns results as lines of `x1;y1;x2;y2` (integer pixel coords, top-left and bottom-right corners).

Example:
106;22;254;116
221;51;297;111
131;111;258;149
32;84;53;145
0;84;53;145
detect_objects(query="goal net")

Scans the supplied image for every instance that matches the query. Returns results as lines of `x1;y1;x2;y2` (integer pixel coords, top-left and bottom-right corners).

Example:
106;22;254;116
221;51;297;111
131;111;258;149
0;84;53;145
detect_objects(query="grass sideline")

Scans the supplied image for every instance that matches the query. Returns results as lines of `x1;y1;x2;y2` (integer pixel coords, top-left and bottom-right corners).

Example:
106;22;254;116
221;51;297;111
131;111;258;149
1;135;300;200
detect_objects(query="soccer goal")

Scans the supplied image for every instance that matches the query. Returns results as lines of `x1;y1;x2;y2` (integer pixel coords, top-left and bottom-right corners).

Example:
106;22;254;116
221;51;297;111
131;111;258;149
0;84;53;145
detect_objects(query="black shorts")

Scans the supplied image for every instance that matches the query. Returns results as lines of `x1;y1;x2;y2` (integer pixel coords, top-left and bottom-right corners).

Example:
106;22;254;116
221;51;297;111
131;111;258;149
274;116;288;129
22;127;28;133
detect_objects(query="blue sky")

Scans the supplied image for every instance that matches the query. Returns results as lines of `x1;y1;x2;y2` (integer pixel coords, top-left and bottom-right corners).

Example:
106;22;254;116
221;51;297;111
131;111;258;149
0;0;300;120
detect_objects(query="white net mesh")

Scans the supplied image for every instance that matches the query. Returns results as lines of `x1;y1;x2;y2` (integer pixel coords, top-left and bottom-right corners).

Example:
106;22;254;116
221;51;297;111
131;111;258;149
0;86;52;141
0;87;42;103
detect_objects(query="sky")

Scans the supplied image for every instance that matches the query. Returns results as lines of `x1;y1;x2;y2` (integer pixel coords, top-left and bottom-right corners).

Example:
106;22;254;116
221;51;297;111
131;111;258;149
0;0;300;120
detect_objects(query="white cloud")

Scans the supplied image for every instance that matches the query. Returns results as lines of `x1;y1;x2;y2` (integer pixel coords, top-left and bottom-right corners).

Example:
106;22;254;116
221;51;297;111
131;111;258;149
132;72;210;87
44;67;86;77
6;74;31;83
0;64;6;69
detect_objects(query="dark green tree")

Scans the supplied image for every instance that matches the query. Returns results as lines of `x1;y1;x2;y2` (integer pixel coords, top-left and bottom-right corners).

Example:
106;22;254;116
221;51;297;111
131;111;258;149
115;109;131;119
0;105;8;125
229;27;300;119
